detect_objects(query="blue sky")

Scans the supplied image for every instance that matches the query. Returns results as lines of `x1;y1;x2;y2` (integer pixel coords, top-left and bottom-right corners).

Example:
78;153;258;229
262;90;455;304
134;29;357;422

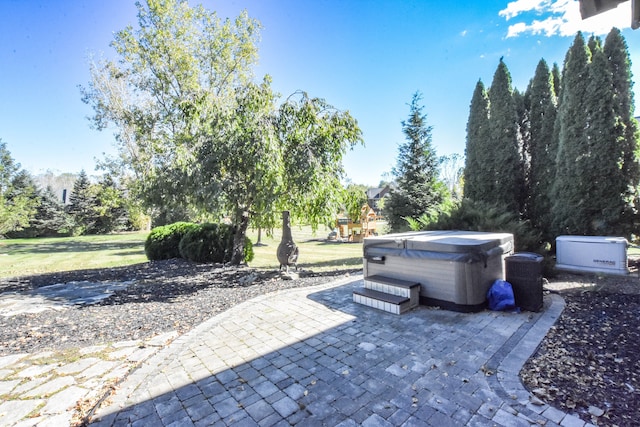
1;0;638;187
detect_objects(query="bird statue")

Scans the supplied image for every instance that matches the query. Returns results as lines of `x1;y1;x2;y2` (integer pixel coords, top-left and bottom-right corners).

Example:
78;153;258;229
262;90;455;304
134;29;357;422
277;210;299;273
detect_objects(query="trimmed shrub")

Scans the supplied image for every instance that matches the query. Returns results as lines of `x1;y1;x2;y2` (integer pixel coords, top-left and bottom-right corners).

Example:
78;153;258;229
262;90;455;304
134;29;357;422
179;223;233;263
145;222;198;260
179;223;255;264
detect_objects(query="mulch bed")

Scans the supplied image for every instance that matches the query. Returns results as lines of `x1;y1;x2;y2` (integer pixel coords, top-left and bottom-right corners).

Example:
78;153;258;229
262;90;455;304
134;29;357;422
521;262;640;427
0;259;359;355
1;258;639;426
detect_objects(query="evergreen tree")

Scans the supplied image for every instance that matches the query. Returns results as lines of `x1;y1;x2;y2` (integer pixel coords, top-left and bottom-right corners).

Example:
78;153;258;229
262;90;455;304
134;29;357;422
384;92;449;232
487;59;525;213
580;40;629;234
463;80;491;201
67;170;98;234
551;63;562;100
16;187;74;237
527;59;557;235
551;32;592;235
604;28;640;231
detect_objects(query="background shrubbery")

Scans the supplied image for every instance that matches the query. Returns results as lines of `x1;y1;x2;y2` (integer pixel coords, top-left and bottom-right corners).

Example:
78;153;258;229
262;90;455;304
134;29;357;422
407;199;555;275
145;222;254;264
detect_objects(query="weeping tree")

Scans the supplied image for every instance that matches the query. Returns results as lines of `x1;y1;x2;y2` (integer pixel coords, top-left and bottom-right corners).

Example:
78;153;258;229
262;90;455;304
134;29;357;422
82;0;362;264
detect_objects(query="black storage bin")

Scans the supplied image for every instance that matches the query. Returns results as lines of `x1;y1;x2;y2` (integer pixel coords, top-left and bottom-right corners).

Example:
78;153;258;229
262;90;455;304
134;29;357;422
505;252;544;312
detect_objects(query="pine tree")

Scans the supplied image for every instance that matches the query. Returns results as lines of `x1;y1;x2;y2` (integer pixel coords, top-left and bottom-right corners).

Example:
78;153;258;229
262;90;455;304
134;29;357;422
28;187;74;237
527;59;557;235
487;59;525;213
67;170;98;234
384;92;449;232
551;32;592;235
463;80;491;201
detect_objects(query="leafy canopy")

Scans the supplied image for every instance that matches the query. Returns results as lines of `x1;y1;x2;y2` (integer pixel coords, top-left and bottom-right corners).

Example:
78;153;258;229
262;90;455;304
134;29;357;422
82;0;362;263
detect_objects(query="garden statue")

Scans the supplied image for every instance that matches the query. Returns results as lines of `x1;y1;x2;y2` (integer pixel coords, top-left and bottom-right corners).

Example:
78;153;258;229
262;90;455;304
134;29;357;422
277;210;299;272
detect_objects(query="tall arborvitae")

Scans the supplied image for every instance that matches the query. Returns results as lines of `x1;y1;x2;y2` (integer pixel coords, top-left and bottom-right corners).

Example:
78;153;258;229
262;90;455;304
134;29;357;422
464;80;491;201
487;59;525;213
551;32;592;235
580;40;629;234
604;27;640;232
551;63;561;100
384;92;448;232
527;59;557;236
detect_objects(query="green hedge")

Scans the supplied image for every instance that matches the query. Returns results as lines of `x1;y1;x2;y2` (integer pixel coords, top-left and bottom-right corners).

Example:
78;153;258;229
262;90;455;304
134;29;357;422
144;222;199;260
145;222;254;264
179;223;233;263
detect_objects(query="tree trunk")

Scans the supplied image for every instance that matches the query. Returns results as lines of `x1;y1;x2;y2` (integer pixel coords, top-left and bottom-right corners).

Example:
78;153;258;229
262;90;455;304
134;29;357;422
230;209;250;265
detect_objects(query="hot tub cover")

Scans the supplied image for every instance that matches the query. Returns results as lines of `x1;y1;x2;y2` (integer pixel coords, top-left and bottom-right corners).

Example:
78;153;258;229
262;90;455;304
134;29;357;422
364;230;514;263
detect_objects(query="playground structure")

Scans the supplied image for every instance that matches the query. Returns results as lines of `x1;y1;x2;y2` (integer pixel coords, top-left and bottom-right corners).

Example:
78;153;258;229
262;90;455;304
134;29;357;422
330;204;382;243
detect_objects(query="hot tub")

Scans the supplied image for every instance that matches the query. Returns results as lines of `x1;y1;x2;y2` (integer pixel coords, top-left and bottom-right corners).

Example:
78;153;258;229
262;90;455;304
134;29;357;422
363;230;514;312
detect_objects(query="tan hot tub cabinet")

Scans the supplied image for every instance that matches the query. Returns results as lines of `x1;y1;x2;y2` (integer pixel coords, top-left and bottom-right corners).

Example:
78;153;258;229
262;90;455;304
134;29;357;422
362;230;514;312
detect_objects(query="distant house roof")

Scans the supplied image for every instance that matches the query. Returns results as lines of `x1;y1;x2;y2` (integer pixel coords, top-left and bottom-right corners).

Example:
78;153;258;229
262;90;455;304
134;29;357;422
366;187;389;199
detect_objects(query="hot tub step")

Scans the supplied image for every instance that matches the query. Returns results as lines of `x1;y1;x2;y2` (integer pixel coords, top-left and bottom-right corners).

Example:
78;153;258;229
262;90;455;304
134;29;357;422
353;288;413;314
361;275;420;312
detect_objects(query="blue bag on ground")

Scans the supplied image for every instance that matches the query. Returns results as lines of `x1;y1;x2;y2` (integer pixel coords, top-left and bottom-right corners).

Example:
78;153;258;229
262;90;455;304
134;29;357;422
487;279;516;311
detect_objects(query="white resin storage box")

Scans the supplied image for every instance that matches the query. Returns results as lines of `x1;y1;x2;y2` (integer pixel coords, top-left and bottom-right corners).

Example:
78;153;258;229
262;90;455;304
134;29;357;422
362;230;514;312
556;235;629;276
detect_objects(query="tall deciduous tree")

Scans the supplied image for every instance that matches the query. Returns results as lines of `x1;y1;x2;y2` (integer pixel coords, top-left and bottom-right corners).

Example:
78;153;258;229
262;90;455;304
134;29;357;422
487;59;525;213
464;80;491;201
93;174;129;234
439;153;464;201
384;92;449;232
81;0;261;220
0;141;39;236
83;0;362;263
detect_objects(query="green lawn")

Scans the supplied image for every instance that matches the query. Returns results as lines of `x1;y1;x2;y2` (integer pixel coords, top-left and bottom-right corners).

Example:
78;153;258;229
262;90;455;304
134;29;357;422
0;233;149;278
246;225;364;271
0;226;364;278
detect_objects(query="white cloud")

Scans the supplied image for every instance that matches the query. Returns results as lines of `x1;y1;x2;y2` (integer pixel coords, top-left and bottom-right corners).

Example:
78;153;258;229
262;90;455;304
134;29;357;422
499;0;551;20
499;0;633;37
